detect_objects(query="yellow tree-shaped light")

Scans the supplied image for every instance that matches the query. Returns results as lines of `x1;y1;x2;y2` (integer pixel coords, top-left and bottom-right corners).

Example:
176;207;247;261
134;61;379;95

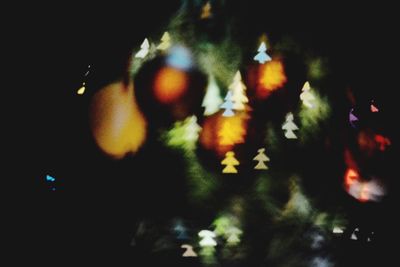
200;1;212;19
221;151;239;173
253;148;270;170
157;32;171;51
218;118;246;146
257;59;287;99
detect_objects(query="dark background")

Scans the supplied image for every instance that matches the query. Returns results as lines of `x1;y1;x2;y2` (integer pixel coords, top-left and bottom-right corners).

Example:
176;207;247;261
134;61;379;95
16;1;398;265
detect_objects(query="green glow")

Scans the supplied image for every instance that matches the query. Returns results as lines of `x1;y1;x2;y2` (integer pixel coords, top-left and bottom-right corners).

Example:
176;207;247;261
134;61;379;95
307;58;327;80
199;246;217;265
254;175;281;217
298;90;330;143
264;122;280;152
197;41;242;88
225;226;242;246
186;152;218;202
162;116;218;203
163;116;201;151
212;214;237;237
281;176;312;219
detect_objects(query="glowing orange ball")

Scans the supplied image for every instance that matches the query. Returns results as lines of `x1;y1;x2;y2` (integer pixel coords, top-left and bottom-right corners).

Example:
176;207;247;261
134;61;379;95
89;81;147;159
154;67;188;104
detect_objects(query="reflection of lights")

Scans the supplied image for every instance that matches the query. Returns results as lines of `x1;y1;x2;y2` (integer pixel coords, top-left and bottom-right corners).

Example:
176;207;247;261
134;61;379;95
308;58;326;80
282;178;311;217
253;148;270;170
198;230;217;247
332;226;344;234
356;131;393;154
253;42;272;64
173;220;189;240
229;71;249;111
135;38;150;59
221;151;239;173
213;216;232;236
200;1;212;19
220;91;235;117
45;175;56;191
200;112;249;156
164;116;202;150
154;67;188;104
349;108;358;128
90;82;147;159
299;81;315;108
257;59;287;98
298;89;330;139
157;32;171;51
370;100;379;112
344;168;359;189
166;46;193;70
225;226;242;246
46;175;55;182
202;74;223;116
218;118;245;146
374;134;391;151
77;84;85;95
282;112;298;139
343;167;386;202
350;228;359;240
181;244;198;257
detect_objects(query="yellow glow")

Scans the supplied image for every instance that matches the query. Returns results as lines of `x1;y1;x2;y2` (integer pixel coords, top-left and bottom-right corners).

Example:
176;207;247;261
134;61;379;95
221;151;239;173
200;112;248;156
200;1;212;19
257;59;287;98
89;81;147;159
77;85;85;95
157;32;171;51
219;116;246;145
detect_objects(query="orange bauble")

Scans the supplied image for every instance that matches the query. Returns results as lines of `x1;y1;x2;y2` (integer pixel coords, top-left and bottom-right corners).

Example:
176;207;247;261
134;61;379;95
154;67;188;104
89;81;147;159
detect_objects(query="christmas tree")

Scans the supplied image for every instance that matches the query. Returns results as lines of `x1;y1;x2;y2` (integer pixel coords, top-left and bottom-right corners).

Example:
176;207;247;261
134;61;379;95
135;38;150;58
225;226;242;246
202;74;223;116
299;81;315;108
253;41;272;64
253;148;270;169
157;32;171;51
282;112;299;139
229;71;248;111
221;151;239;173
198;230;217;247
220;91;235;117
200;1;212;20
181;244;198;257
